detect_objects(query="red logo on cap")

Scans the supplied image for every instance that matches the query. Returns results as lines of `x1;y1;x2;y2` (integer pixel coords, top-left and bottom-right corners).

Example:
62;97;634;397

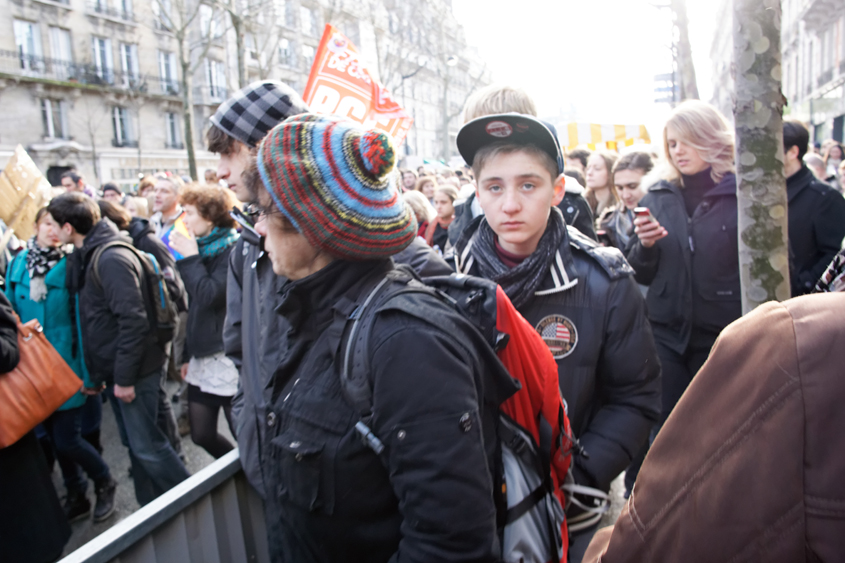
515;122;530;133
486;121;513;138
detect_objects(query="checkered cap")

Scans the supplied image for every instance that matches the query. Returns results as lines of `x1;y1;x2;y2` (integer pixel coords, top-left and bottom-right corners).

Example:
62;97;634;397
209;81;310;148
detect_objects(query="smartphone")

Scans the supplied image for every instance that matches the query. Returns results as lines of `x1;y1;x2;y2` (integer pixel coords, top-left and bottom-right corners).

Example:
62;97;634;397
596;229;613;246
633;207;655;223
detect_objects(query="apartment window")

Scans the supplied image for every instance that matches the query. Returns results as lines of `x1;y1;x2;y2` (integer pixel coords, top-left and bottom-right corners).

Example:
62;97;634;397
245;33;258;61
300;6;317;36
153;0;172;31
92;37;114;83
14;20;43;72
165;112;181;148
120;43;139;87
278;38;295;67
48;27;72;79
112;106;133;146
158;50;178;94
41;99;67;139
200;4;220;39
205;59;226;100
284;3;296;28
301;44;315;70
119;0;133;18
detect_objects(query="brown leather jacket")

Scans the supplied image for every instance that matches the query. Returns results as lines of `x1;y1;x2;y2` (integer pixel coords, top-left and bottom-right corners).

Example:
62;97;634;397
585;292;845;562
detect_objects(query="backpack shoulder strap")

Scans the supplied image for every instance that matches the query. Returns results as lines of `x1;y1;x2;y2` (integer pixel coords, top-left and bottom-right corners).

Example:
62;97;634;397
89;241;153;289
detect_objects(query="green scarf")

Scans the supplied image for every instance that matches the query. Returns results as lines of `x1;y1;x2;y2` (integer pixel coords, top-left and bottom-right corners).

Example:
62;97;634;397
197;227;239;259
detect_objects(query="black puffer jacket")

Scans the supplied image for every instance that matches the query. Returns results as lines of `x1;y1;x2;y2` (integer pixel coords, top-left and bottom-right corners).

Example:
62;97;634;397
128;217;187;311
625;173;741;354
786;166;845;296
455;219;661;493
178;245;234;363
76;220;167;387
263;258;511;563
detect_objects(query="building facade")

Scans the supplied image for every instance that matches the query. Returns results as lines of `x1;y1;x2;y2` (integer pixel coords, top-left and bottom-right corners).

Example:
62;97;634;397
710;0;845;142
0;0;488;191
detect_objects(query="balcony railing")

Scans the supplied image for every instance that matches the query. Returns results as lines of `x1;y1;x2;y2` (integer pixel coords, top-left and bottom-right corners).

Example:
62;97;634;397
87;1;135;22
112;139;139;148
0;49;181;97
165;141;185;150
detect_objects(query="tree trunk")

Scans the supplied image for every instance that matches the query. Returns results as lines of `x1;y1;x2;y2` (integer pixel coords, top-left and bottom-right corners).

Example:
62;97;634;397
179;40;198;181
733;0;790;313
672;0;699;100
232;16;246;89
441;71;450;163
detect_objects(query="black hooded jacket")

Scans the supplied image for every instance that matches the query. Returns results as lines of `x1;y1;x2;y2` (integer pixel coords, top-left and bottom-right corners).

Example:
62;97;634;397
786;166;845;296
625;173;741;354
262;258;510;563
455;218;661;493
74;220;167;386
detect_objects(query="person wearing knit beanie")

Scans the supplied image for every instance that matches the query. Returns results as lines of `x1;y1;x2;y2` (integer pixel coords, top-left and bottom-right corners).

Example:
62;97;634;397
255;114;417;264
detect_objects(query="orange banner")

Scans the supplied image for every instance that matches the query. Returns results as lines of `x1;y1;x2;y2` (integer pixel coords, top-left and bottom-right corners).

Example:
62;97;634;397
303;25;413;145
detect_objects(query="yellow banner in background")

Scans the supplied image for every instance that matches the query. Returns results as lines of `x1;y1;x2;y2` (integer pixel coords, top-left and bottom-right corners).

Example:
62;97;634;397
555;123;651;151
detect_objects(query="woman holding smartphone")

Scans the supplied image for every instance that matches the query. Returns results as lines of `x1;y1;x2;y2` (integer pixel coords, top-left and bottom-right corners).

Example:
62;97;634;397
625;100;740;427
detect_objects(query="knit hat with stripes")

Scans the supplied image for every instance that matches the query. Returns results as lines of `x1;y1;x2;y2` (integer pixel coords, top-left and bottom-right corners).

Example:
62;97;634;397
257;114;417;260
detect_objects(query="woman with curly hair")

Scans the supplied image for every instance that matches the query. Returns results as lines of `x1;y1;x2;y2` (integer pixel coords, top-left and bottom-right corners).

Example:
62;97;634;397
169;184;240;458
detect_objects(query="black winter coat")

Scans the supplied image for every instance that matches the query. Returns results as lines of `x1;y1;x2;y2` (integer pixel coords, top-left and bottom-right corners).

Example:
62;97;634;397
0;290;18;371
263;259;508;563
226;236;457;498
178;245;233;363
456;220;661;493
226;239;288;498
129;217;188;311
75;220;167;386
626;173;741;354
786;166;845;296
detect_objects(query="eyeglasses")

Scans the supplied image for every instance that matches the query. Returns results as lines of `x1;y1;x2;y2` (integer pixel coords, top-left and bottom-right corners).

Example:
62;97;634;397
244;201;282;221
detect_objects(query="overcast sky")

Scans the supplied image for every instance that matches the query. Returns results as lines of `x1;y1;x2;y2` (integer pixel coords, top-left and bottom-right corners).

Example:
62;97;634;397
452;0;719;140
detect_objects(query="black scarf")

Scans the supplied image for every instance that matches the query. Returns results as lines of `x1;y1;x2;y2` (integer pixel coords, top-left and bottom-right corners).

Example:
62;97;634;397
469;207;566;308
25;237;65;302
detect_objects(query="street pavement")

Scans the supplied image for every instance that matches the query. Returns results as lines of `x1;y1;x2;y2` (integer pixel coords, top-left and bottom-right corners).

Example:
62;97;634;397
56;380;233;557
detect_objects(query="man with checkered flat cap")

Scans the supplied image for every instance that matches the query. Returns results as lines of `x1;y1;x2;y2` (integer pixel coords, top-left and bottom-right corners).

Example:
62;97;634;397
208;80;310;498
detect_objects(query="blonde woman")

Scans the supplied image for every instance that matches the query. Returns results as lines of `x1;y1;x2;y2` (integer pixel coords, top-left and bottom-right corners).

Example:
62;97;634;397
584;150;619;219
403;190;436;238
626;100;739;427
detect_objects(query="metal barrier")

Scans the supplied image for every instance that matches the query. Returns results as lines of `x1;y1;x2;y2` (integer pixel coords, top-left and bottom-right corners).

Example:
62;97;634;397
59;449;270;563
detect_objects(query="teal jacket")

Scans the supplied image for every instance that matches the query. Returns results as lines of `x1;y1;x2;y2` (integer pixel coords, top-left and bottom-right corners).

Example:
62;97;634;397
5;250;90;410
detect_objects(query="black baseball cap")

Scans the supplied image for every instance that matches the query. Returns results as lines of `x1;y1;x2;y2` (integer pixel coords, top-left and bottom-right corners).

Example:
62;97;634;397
457;113;564;175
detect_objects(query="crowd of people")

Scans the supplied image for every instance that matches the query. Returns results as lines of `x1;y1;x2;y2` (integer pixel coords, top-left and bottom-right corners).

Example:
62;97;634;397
2;77;845;563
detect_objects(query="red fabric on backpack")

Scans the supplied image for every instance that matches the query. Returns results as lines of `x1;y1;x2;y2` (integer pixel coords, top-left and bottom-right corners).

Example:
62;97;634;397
496;286;572;562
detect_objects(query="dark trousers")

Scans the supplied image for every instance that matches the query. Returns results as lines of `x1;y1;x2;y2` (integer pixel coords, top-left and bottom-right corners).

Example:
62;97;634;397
43;406;111;494
568;523;599;563
655;331;718;425
107;366;190;505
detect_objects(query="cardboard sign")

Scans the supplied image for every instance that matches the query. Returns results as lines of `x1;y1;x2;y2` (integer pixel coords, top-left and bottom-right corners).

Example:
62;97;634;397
303;25;413;145
0;145;52;245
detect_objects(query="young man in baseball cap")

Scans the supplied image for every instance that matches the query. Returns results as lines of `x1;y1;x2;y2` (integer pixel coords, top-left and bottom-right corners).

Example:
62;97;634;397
453;113;661;562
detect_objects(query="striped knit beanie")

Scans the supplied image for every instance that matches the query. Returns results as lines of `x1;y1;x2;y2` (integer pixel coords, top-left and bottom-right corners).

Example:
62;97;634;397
257;114;417;260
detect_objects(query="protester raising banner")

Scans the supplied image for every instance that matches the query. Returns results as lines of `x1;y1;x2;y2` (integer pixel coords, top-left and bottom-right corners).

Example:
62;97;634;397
303;24;413;145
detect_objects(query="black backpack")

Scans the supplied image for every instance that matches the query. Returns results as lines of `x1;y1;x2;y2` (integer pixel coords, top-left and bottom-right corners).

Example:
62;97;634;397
89;241;178;344
337;265;570;563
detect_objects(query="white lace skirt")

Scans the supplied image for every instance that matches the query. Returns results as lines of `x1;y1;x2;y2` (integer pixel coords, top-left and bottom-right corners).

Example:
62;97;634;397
186;352;239;397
